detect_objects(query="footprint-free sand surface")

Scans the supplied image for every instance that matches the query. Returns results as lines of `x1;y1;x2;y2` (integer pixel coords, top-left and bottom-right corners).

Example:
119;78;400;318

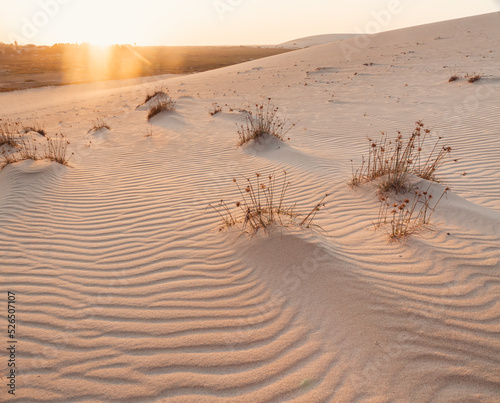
1;12;499;402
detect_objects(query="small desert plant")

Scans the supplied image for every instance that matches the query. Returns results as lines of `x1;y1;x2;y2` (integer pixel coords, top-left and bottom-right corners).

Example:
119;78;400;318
374;187;449;240
23;118;46;136
0;119;20;147
209;103;223;116
1;133;72;168
144;85;169;104
45;133;72;165
147;97;175;120
18;135;41;160
350;121;453;192
448;74;459;82
237;99;295;146
209;171;328;235
467;73;482;83
88;118;110;133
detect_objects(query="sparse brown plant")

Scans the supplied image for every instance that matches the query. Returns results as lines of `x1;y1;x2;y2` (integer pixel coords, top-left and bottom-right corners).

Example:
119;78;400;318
1;133;72;168
18;135;41;161
237;99;295;146
209;171;328;235
467;73;482;83
209;103;223;116
374;187;449;240
45;133;72;165
144;85;169;104
350;121;453;192
23;118;46;136
147;97;175;120
88;118;110;133
448;74;459;82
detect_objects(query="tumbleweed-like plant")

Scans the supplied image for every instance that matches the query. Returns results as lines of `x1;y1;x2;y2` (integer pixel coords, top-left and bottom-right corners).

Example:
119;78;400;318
209;171;328;235
237;99;295;146
374;186;449;240
350;121;453;192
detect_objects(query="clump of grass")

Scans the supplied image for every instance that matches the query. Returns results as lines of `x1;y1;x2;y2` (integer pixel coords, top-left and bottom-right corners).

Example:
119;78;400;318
1;133;72;168
448;74;459;82
88;118;110;133
144;85;168;104
209;171;328;235
147;97;175;120
209;103;223;116
237;99;295;146
374;187;449;240
18;135;41;161
23;118;46;136
467;73;482;83
0;119;20;147
350;121;453;192
45;133;72;165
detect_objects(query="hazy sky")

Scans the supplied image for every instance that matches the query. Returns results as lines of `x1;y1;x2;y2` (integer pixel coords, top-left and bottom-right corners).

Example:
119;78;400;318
1;0;499;46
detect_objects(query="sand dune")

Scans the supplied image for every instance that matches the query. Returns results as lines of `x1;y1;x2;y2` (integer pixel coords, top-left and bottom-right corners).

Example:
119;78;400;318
277;34;359;49
1;12;499;402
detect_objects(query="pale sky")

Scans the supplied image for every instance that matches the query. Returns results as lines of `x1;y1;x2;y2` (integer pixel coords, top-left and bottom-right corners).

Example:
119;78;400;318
1;0;499;46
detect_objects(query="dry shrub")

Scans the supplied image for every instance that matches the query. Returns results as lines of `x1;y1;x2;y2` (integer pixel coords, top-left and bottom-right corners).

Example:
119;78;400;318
374;187;449;240
209;171;328;235
209;103;222;116
1;133;72;168
237;99;295;146
350;121;453;192
23;118;46;136
88;118;110;133
467;73;482;83
147;97;175;120
144;85;168;104
45;133;72;165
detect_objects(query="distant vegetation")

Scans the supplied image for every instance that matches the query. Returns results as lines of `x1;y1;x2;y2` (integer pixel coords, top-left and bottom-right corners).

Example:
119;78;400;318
0;43;292;92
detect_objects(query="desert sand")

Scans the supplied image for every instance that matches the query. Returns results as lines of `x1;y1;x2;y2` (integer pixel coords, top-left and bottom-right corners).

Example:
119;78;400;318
1;12;499;402
277;34;359;49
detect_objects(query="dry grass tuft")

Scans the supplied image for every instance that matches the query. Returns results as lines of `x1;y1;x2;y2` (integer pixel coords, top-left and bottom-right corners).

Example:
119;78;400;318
237;99;295;146
448;74;459;82
467;73;482;83
1;133;72;168
350;121;453;192
374;187;449;240
147;97;175;120
88;118;110;133
45;133;73;165
144;85;169;104
23;118;46;136
209;103;223;116
209;171;328;235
